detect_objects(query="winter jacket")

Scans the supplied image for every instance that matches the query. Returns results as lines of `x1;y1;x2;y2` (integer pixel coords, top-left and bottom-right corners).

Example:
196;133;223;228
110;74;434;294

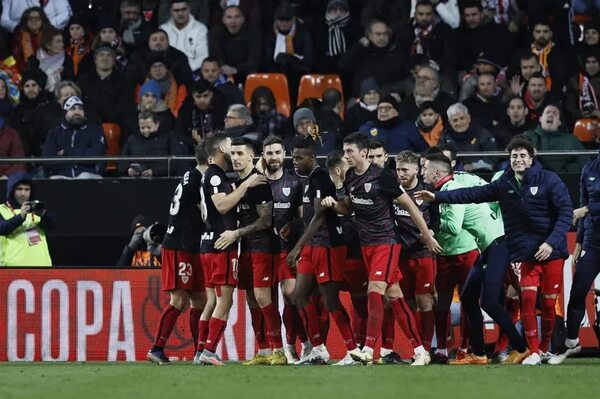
0;122;25;176
125;47;193;87
42;119;106;177
435;160;573;262
439;124;498;171
577;150;600;251
119;128;184;177
397;91;455;123
263;21;313;72
524;126;588;173
160;15;208;72
343;103;377;136
359;119;429;154
463;93;506;130
209;23;261;83
565;72;600;121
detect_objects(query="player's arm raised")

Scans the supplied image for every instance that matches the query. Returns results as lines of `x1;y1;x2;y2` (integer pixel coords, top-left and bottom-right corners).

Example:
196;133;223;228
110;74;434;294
396;192;442;254
212;173;267;214
286;198;327;267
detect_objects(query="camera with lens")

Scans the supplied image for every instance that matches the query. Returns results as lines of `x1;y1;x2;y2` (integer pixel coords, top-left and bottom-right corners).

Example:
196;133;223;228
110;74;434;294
29;200;45;213
142;223;167;246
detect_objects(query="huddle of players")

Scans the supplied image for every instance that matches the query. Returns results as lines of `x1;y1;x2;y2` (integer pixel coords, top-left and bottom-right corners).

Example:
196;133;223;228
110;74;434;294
147;130;573;367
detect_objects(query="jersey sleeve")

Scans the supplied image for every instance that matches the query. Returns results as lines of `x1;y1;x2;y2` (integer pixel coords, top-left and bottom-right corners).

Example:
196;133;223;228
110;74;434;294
207;169;230;195
249;183;274;204
312;171;336;199
379;168;405;198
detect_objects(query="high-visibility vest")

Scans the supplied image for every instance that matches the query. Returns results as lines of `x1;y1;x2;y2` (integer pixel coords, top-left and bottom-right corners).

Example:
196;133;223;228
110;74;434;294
0;204;52;267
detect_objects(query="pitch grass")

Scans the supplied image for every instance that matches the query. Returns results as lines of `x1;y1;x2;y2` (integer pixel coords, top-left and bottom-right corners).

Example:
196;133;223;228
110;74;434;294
1;359;598;399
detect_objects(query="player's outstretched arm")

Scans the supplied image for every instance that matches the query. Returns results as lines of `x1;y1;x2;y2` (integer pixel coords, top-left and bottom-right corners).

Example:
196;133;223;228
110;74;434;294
396;192;442;254
286;199;327;267
212;174;267;214
434;182;499;205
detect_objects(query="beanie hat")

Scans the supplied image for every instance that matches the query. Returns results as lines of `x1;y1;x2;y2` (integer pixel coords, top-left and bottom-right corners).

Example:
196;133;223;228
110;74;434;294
359;77;379;98
379;94;399;112
21;68;47;89
327;0;349;12
140;80;161;100
293;107;316;127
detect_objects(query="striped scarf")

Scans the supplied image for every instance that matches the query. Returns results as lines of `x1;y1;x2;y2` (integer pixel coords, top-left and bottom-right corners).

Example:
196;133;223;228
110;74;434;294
325;12;350;57
412;23;433;55
531;42;554;77
579;72;599;113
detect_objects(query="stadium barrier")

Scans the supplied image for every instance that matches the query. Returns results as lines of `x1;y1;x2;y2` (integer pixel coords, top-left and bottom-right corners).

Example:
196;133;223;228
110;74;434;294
1;234;598;362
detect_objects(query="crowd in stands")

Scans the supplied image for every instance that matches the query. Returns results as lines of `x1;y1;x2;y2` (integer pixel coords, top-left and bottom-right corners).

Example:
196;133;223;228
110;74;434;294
0;0;598;178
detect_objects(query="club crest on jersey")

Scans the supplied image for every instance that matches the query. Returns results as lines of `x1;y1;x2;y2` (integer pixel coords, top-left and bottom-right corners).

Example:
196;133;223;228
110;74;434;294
364;183;372;193
530;186;538;195
283;187;290;196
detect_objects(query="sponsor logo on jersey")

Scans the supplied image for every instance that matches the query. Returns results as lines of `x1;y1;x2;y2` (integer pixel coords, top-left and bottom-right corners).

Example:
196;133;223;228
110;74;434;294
350;194;374;205
274;202;292;209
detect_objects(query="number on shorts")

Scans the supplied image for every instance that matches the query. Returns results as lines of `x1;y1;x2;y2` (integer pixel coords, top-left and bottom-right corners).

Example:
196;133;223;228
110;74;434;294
178;262;192;277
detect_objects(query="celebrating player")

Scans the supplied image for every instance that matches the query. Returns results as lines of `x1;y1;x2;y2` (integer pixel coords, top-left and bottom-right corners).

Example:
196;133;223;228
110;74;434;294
147;145;209;365
322;132;442;365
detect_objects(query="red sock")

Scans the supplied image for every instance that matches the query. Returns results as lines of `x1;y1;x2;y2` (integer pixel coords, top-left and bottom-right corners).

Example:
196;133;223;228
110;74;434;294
298;302;323;346
189;308;202;346
312;295;330;343
152;305;181;349
521;290;539;354
205;317;227;353
381;307;395;350
540;296;557;353
419;310;435;351
390;298;422;349
331;308;357;350
365;292;384;349
351;295;368;346
261;303;283;349
197;319;210;351
249;306;269;350
460;308;470;349
283;304;298;346
435;309;450;350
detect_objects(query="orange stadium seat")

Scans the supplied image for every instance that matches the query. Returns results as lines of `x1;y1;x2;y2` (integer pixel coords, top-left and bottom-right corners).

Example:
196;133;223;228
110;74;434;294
102;123;121;171
297;74;344;117
574;118;600;142
244;73;291;117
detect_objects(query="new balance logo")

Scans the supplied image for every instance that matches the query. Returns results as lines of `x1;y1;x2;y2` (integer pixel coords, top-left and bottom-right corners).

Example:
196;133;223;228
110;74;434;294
319;272;325;277
375;271;383;276
262;276;270;281
424;283;431;288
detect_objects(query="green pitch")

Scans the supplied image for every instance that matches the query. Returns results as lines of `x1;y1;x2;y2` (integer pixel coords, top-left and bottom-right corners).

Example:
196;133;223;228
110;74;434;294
1;359;598;399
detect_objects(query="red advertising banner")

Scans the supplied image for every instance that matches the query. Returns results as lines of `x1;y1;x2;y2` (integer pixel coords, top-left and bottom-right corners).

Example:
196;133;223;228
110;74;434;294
0;233;597;362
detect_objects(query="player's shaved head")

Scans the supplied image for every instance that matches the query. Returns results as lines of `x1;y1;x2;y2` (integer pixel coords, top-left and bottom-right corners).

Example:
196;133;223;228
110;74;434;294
425;153;452;174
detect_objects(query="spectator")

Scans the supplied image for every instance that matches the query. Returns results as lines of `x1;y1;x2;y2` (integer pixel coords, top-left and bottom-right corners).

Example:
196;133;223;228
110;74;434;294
397;65;454;123
322;88;344;119
394;54;457;100
312;0;361;76
198;57;244;105
0;116;25;178
36;26;74;93
439;103;497;171
396;0;458;80
524;104;588;173
566;51;600;123
160;0;209;73
120;111;181;177
9;69;49;155
224;104;259;143
0;77;15;120
175;79;227;145
507;53;544;98
126;28;193;87
116;215;163;267
523;72;556;124
141;54;187;116
11;7;50;72
140;0;160;26
458;51;504;102
78;16;127;76
209;0;261;32
0;172;53;266
137;79;175;131
576;21;600;62
263;2;313;102
398;100;444;148
456;1;514;73
77;44;135;137
249;86;289;140
463;72;506;130
65;14;92;77
492;96;536;148
359;94;428;154
0;0;72;32
42;95;106;179
408;0;460;29
158;0;210;26
208;5;260;84
360;0;408;28
119;0;152;54
343;77;380;135
289;107;336;156
339;19;407;97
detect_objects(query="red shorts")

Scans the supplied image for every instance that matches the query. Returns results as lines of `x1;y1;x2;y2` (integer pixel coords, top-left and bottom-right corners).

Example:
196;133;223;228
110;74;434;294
297;245;346;284
199;253;214;289
361;244;402;284
202;249;239;287
161;248;204;292
520;258;564;294
238;251;279;290
341;258;369;293
277;251;296;282
435;249;480;293
400;256;436;298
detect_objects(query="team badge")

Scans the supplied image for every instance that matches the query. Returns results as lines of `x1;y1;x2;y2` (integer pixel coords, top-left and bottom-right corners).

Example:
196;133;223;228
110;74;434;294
181;275;189;284
210;175;221;186
364;183;372;193
370;128;378;137
283;187;290;196
530;186;538;195
590;177;596;181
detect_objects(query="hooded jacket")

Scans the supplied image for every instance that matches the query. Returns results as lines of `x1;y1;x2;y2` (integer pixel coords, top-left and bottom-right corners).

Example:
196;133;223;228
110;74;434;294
577;150;600;251
435;160;573;263
524;125;588;173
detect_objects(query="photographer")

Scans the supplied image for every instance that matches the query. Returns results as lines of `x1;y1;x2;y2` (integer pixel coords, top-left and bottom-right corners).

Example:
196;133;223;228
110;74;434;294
116;215;165;267
0;172;53;266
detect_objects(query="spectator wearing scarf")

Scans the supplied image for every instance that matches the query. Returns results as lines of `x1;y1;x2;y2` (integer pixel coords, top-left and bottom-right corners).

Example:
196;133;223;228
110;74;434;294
11;7;50;72
566;50;600;122
36;26;74;93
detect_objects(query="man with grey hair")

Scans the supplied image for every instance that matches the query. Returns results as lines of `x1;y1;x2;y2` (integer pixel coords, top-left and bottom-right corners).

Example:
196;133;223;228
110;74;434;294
398;65;454;123
439;103;497;172
224;104;259;143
